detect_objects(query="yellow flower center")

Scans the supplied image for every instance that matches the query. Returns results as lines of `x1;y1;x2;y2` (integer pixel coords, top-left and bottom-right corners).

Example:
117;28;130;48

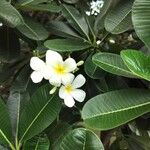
65;84;73;93
54;64;65;75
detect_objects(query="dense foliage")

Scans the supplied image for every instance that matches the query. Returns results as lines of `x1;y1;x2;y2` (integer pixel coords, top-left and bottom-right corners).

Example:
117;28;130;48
0;0;150;149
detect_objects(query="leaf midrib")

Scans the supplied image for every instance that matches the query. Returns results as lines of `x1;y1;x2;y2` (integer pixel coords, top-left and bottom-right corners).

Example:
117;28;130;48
83;101;150;120
19;94;55;142
63;5;88;38
93;58;135;77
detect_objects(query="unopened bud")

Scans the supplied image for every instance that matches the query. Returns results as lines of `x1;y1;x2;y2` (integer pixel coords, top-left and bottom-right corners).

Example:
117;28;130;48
49;86;57;94
96;40;101;45
77;61;84;66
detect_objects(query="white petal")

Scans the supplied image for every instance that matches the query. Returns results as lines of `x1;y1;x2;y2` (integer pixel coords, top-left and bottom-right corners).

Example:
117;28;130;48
42;66;52;80
72;89;86;102
30;57;45;71
72;74;86;89
49;75;61;87
64;95;75;107
62;73;75;85
64;58;77;72
59;86;66;99
30;71;43;83
46;50;63;66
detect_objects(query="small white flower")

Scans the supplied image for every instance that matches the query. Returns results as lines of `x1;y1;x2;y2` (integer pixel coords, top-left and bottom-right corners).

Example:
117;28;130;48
96;40;101;45
0;23;3;27
85;11;91;16
46;50;77;87
30;57;50;83
59;74;86;107
86;0;104;16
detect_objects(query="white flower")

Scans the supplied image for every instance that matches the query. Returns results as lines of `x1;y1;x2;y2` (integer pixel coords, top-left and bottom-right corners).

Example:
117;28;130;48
86;0;104;16
59;74;86;107
96;40;101;45
0;23;3;27
30;57;50;83
46;50;77;87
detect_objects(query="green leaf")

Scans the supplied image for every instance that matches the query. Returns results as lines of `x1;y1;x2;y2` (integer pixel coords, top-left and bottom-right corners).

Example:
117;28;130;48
0;0;24;27
7;91;30;140
121;50;150;81
17;2;61;13
92;52;136;78
17;17;49;41
62;4;89;39
44;39;91;52
132;0;150;48
46;21;80;39
60;128;104;150
82;89;150;130
18;0;48;6
18;84;61;142
46;122;71;150
63;0;79;4
84;54;106;79
0;97;14;148
105;0;133;34
23;134;50;150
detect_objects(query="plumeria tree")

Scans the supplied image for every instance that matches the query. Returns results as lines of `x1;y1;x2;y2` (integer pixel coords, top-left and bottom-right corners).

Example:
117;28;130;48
0;0;150;150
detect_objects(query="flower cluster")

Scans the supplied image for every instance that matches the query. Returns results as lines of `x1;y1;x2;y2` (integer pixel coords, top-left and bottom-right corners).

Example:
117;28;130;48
86;0;104;16
30;50;86;107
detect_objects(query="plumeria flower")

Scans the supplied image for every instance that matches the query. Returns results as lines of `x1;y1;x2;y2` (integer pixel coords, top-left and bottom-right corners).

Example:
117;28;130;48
86;0;104;16
59;74;86;107
45;50;77;87
30;57;50;83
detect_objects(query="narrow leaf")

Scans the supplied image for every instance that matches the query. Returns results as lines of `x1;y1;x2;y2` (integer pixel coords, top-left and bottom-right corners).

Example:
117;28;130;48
62;4;89;39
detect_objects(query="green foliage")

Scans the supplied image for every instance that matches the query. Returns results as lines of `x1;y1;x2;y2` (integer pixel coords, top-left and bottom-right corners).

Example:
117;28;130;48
92;52;136;78
60;128;104;150
105;0;133;34
132;0;150;48
44;39;91;52
82;89;150;130
0;0;150;149
121;50;150;81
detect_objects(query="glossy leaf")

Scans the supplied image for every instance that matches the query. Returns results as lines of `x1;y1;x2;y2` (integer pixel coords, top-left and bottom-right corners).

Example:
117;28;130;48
17;17;49;41
18;0;48;6
84;54;106;79
105;0;133;34
82;89;150;130
63;0;79;4
121;50;150;81
0;0;24;27
62;4;89;39
18;84;61;142
23;134;50;150
0;97;14;148
44;39;91;52
132;0;150;48
46;21;80;39
60;128;104;150
18;2;61;13
7;91;29;138
92;52;136;78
